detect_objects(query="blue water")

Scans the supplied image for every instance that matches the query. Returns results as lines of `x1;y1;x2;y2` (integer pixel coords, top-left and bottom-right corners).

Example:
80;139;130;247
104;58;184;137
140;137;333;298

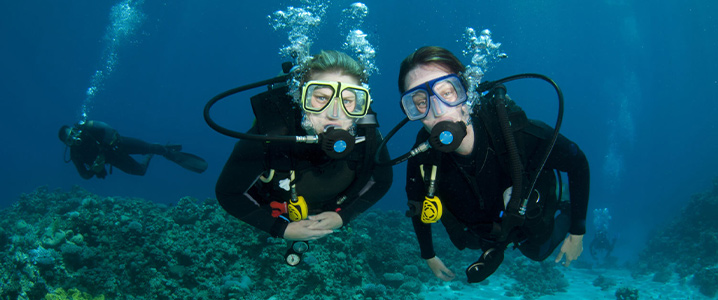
1;0;717;264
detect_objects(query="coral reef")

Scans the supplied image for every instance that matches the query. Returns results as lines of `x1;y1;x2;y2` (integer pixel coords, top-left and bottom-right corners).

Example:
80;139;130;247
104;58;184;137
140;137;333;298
45;287;104;300
0;186;575;299
503;256;569;299
633;178;718;297
614;286;638;300
592;274;617;291
692;266;718;298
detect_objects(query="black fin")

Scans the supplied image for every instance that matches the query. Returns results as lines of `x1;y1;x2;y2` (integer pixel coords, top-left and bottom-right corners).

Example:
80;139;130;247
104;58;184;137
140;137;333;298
163;151;208;173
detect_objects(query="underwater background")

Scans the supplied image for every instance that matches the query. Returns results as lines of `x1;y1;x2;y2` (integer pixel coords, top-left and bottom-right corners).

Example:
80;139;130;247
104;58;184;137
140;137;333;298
1;0;717;299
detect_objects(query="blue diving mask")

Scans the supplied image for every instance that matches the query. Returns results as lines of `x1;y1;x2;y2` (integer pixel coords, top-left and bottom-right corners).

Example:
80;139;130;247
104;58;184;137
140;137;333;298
400;74;468;121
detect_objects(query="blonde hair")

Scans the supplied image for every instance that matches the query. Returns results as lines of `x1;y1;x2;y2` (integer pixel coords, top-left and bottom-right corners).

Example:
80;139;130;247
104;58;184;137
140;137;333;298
301;50;367;84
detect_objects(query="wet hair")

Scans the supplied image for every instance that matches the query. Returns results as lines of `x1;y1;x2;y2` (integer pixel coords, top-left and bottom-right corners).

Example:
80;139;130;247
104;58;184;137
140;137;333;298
397;46;465;94
301;50;367;85
297;50;367;135
58;125;71;143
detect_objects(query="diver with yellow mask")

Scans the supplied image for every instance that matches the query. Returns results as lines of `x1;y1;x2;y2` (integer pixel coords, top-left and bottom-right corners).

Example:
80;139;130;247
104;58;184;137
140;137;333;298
210;51;392;266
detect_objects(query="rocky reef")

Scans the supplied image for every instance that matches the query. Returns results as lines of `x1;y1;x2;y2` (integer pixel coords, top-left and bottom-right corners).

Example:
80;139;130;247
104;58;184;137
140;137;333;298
633;178;718;297
1;186;573;299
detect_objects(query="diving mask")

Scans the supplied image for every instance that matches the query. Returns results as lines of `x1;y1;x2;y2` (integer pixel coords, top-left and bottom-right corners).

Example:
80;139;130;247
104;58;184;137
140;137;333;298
64;127;82;146
400;74;468;120
302;81;371;118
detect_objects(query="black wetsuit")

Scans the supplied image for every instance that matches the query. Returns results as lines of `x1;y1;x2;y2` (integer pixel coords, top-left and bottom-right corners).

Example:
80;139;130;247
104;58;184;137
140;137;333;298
406;114;590;261
215;126;393;238
69;121;169;179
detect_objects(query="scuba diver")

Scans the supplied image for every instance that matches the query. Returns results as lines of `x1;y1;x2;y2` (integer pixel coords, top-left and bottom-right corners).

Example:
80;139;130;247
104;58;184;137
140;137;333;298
386;46;590;283
590;208;616;264
212;50;392;265
59;120;207;179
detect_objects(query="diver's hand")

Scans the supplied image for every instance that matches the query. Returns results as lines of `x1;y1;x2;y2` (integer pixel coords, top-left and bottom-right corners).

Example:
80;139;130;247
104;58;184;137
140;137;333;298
283;220;333;241
307;211;343;230
555;234;584;267
426;256;456;281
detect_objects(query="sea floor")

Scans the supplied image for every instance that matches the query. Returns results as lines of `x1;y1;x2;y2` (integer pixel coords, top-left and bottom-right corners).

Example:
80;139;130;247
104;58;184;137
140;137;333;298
421;267;710;300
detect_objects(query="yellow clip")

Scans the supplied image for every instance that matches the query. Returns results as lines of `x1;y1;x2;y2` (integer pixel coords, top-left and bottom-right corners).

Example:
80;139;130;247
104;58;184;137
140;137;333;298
421;195;443;223
288;196;308;221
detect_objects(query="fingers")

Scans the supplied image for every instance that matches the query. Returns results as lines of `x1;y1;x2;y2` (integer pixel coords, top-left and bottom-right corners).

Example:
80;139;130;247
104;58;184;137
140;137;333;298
563;258;573;267
307;211;332;221
307;212;343;230
427;257;455;281
306;219;330;230
439;268;456;281
436;273;452;281
284;221;333;241
307;215;324;221
433;269;455;281
555;251;577;267
304;229;334;240
432;269;449;281
554;251;565;264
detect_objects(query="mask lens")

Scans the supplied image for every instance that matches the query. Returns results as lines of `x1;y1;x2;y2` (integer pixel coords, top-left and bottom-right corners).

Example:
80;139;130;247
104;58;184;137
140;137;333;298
340;87;369;117
432;76;467;106
304;84;336;112
401;89;430;120
400;74;467;120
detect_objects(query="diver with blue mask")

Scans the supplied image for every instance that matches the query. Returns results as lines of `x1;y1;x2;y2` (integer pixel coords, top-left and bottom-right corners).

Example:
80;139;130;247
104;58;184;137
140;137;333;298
380;46;590;283
209;50;392;266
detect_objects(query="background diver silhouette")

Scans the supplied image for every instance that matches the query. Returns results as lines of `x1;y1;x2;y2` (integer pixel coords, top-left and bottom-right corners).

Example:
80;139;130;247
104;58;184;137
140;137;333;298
59;120;207;179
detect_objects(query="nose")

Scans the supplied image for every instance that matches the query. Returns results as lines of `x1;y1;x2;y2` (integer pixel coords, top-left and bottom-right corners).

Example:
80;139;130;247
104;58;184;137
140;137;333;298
326;98;341;119
430;95;448;118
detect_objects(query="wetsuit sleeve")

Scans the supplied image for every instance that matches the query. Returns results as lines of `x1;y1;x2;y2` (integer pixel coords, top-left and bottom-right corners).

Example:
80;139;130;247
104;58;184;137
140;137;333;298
544;131;590;235
215;133;289;238
336;130;393;225
406;148;436;259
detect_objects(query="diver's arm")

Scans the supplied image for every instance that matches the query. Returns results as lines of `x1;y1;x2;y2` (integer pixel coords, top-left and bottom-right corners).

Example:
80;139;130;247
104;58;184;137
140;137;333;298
412;216;436;259
215;137;288;237
335;131;394;225
546;133;590;235
543;133;589;266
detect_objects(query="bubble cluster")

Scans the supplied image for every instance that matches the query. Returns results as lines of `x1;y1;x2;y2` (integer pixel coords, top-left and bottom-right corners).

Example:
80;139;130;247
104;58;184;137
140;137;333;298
461;27;506;106
269;1;328;65
343;29;378;79
268;1;329;95
339;2;369;30
268;1;376;96
593;208;612;233
81;0;145;122
340;3;377;79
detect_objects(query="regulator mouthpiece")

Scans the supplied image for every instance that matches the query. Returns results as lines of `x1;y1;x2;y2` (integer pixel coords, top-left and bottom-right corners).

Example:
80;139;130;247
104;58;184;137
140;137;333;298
428;121;467;152
321;127;355;159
